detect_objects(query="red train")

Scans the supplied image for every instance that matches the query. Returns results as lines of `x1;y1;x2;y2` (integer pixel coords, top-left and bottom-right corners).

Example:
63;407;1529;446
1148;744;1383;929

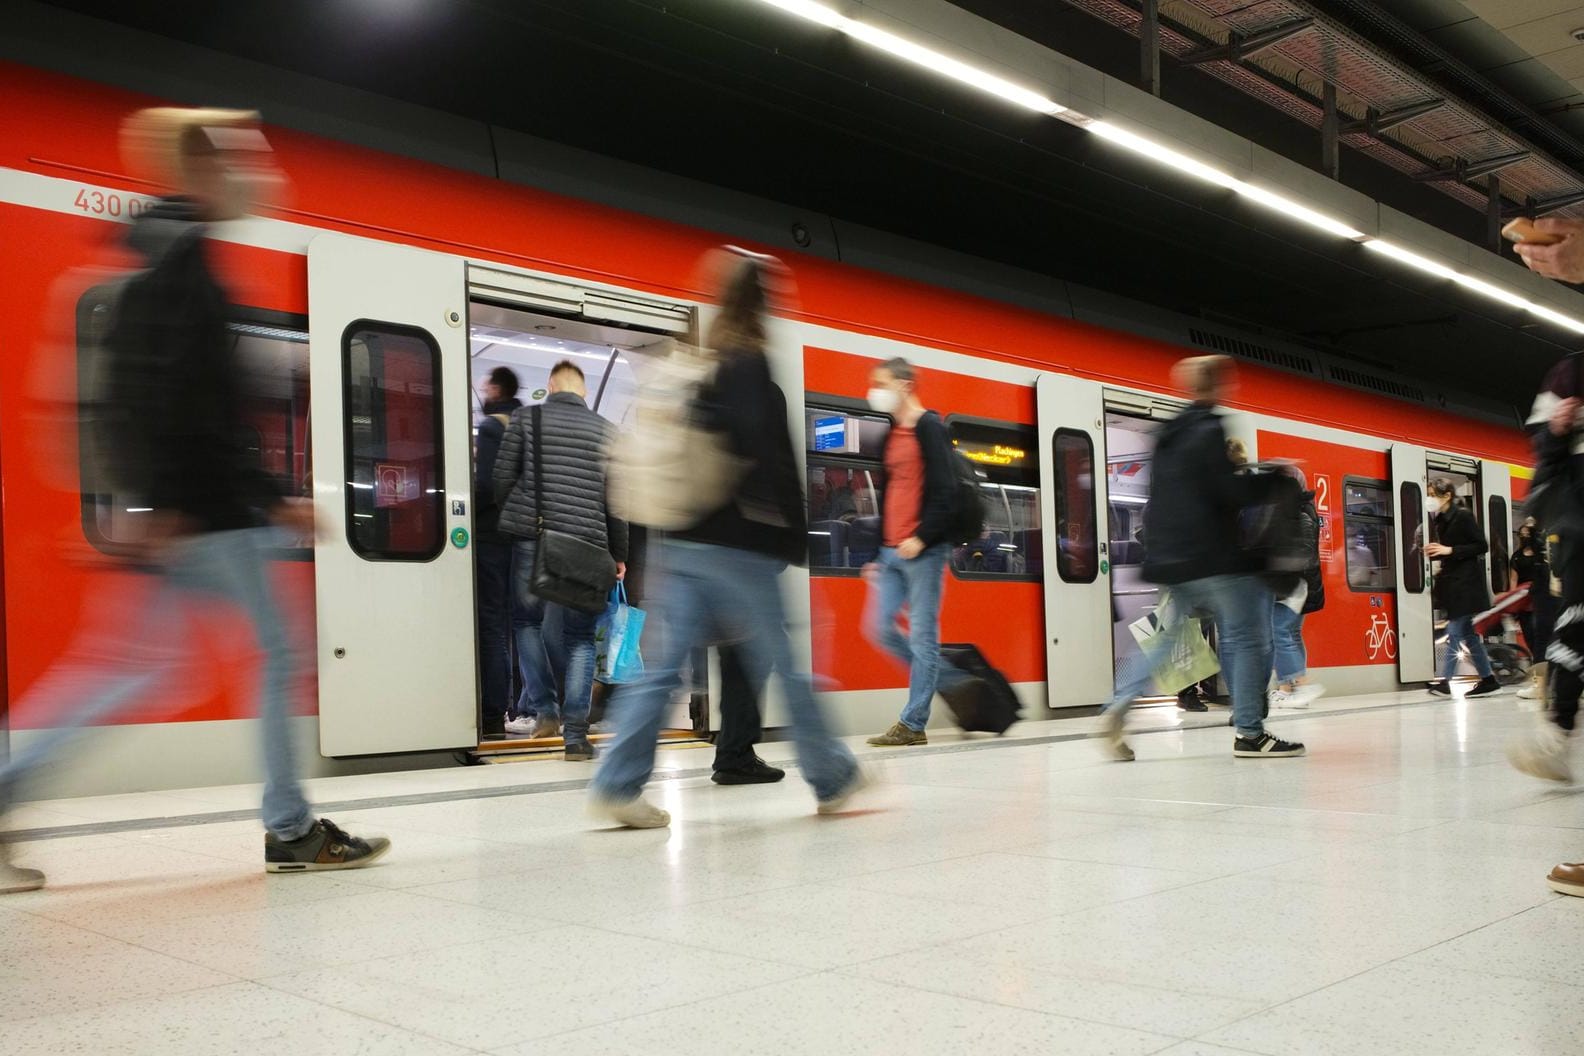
0;60;1533;795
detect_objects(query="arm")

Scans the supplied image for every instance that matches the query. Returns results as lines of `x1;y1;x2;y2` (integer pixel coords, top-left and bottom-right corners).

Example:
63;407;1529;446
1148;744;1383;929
474;417;504;496
912;412;957;548
492;409;525;507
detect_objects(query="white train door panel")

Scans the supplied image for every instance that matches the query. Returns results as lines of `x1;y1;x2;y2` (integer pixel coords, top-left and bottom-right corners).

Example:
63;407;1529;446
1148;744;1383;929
309;234;476;756
1480;460;1513;601
1036;373;1113;707
1391;443;1434;683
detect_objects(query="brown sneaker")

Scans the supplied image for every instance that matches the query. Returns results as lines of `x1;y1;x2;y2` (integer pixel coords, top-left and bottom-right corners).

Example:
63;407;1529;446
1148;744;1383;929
867;722;927;747
529;715;562;740
0;840;44;895
1547;860;1584;897
1100;711;1134;762
265;818;391;873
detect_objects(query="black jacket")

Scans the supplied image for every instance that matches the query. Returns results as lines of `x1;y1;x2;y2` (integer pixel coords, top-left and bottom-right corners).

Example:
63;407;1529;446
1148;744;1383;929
1141;404;1261;585
473;397;521;540
103;197;284;531
1298;495;1326;614
680;348;808;565
878;410;957;548
493;391;628;561
1432;503;1489;618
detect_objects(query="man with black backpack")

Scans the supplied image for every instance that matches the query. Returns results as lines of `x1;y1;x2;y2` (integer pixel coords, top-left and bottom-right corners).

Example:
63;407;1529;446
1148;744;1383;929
864;357;965;747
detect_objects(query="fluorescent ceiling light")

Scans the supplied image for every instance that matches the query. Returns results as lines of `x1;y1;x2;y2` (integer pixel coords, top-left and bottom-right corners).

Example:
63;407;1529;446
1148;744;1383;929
1363;239;1457;280
756;0;1065;115
1233;184;1365;240
1088;120;1237;188
1366;240;1584;333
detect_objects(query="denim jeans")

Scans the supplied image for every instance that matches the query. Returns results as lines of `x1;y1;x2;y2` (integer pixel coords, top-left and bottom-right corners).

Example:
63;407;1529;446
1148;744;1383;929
865;544;950;731
512;540;597;739
1271;601;1306;684
0;528;315;840
1441;614;1494;680
514;592;563;719
475;537;513;731
1106;573;1274;739
592;541;857;802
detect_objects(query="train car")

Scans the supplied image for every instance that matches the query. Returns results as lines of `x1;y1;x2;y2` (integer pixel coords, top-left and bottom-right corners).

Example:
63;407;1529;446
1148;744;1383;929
0;59;1535;796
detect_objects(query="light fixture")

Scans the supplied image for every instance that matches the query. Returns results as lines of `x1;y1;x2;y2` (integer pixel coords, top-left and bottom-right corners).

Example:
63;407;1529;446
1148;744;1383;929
755;0;1065;115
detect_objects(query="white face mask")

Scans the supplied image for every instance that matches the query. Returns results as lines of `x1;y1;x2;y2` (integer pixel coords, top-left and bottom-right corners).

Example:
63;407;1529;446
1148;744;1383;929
1429;495;1446;514
867;387;900;415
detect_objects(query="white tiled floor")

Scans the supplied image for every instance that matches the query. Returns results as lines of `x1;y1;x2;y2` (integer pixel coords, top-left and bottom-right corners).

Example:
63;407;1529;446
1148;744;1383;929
4;690;1584;1054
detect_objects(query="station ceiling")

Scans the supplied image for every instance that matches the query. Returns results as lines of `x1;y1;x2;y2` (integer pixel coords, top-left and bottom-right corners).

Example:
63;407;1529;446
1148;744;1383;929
30;0;1584;416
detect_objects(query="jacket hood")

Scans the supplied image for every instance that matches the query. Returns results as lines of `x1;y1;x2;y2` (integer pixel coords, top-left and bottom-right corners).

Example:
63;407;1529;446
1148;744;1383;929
126;195;205;268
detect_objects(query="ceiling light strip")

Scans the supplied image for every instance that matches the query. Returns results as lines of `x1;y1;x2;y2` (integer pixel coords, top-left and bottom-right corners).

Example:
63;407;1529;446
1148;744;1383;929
754;0;1584;335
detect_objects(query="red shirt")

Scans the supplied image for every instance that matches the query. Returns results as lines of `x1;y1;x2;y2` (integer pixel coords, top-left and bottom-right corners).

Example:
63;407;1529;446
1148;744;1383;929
883;425;924;546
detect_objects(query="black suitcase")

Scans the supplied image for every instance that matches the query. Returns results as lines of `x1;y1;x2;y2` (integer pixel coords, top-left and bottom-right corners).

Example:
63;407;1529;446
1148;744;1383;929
938;643;1021;734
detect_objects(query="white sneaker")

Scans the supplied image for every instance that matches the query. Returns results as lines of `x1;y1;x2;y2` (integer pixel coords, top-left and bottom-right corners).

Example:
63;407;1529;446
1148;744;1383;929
1286;683;1326;709
1100;711;1134;762
504;716;538;737
0;843;44;895
1517;683;1541;701
1267;687;1295;709
587;793;671;829
1506;725;1573;784
816;766;873;815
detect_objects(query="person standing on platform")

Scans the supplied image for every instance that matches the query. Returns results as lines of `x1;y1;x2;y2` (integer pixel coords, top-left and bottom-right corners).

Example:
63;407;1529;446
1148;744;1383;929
473;366;522;739
1425;478;1503;699
1268;467;1326;710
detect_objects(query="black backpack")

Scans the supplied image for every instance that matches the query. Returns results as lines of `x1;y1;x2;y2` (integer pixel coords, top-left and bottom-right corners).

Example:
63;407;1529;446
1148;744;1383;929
938;643;1020;734
1237;465;1308;574
946;448;988;545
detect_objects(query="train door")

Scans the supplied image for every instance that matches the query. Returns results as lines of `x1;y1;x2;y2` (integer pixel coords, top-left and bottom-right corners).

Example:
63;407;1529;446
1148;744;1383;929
1036;374;1111;707
1390;445;1433;682
309;234;476;756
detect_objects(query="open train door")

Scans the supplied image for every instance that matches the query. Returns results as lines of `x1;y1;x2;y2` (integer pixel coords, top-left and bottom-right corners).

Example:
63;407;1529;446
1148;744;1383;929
1480;460;1513;600
309;234;476;756
1035;374;1113;707
1391;443;1434;683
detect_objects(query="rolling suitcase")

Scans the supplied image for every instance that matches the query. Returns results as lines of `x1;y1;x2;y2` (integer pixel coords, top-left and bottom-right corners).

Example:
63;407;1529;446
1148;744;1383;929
938;643;1021;734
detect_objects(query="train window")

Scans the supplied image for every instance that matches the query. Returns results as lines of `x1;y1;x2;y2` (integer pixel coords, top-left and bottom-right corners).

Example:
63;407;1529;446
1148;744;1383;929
948;419;1041;579
806;403;890;575
1343;478;1395;592
1053;428;1098;584
1489;496;1509;594
76;287;311;554
343;323;445;561
1399;481;1425;594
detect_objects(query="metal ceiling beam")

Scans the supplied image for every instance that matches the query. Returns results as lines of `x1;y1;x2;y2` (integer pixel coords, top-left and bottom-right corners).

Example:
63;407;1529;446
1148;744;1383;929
1413;151;1531;183
1179;18;1313;66
1140;0;1160;98
1504;190;1584;218
1339;99;1446;138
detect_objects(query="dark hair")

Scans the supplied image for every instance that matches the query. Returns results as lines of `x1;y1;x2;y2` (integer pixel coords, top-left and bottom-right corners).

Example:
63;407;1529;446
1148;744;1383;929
1428;478;1460;505
706;257;770;354
488;366;519;398
877;356;916;383
549;360;584;382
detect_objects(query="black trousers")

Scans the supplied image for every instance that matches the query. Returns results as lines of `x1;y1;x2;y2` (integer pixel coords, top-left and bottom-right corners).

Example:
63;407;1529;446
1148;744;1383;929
714;642;766;770
1547;554;1583;733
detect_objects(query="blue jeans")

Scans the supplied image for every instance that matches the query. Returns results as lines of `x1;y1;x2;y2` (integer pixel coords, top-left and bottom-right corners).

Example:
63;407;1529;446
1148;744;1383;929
0;528;314;840
512;540;597;739
592;541;857;802
1441;615;1494;680
475;538;513;729
1106;573;1274;739
1271;601;1306;684
514;592;563;719
865;544;950;731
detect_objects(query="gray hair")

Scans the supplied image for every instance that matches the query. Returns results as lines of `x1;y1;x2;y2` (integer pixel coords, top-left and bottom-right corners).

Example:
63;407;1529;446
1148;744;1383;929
878;356;916;383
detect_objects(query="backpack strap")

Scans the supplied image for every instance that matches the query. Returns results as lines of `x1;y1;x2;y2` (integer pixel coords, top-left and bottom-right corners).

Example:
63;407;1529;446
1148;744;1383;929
531;404;545;538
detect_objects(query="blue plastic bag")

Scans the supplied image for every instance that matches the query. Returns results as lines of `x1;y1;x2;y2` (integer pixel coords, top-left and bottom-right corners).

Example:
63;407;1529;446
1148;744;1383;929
594;583;646;684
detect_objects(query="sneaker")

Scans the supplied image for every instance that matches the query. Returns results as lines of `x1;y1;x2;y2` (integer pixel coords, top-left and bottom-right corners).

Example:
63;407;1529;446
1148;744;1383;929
1506;724;1573;784
564;739;598;762
1286;683;1326;709
588;792;670;829
504;715;538;737
1548;860;1584;897
712;755;786;784
265;819;391;873
867;722;926;747
1100;711;1134;762
589;720;615;735
1517;682;1542;701
816;766;873;815
1177;690;1209;712
1233;731;1306;758
0;841;44;895
528;715;562;740
1267;687;1294;709
1466;675;1504;698
1427;680;1453;697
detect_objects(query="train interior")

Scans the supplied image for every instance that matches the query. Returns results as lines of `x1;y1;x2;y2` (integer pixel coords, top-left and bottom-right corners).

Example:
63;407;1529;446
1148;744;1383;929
1104;410;1166;698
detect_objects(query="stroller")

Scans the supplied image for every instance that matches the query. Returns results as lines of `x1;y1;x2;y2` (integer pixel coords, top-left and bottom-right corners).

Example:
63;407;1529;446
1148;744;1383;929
1467;585;1533;686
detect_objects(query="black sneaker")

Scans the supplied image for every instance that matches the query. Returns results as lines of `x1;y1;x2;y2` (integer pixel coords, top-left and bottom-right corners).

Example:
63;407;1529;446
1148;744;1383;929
712;755;787;785
1233;732;1306;758
565;739;598;762
1465;675;1503;698
1427;680;1453;697
265;818;391;873
1177;691;1209;713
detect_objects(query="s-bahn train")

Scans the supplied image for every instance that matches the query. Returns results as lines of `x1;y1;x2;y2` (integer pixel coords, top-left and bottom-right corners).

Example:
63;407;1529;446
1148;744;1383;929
0;59;1534;797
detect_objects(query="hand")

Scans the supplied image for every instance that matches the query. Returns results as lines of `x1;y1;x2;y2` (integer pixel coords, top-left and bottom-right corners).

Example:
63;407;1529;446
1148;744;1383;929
897;536;925;560
615;561;627;581
861;562;879;583
1425;542;1452;558
1551;397;1581;438
1514;219;1584;282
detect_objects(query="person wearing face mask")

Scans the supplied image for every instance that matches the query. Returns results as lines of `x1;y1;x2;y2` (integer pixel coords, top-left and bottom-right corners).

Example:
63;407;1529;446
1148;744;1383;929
863;357;960;747
1425;480;1502;698
1509;518;1550;702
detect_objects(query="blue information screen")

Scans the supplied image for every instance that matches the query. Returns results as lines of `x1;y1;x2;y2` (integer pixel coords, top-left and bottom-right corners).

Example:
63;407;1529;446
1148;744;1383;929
813;415;847;452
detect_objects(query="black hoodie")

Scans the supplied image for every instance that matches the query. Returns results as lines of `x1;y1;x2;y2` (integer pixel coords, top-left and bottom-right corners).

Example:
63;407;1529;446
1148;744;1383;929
104;197;284;531
1141;403;1263;585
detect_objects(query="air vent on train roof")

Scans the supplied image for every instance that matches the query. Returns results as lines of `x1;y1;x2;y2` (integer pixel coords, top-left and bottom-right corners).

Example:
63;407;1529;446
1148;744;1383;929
1324;364;1427;404
1187;328;1317;375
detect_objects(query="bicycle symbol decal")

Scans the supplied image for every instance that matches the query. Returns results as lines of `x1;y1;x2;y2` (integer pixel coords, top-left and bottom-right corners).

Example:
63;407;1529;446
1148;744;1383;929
1366;612;1397;661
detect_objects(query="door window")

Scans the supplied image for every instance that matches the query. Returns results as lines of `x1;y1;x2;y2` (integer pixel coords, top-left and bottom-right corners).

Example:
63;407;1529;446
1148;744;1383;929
1399;481;1425;594
1053;428;1098;584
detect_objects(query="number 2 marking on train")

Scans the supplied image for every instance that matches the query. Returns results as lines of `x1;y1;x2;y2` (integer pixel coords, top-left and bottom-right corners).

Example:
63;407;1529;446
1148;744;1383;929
1314;475;1331;513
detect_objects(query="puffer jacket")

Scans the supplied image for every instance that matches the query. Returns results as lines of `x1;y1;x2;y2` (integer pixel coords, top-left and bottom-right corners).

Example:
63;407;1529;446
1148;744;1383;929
493;391;628;561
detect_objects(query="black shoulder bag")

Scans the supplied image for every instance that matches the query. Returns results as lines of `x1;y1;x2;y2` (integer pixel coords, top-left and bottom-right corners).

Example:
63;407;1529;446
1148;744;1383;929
529;405;618;613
